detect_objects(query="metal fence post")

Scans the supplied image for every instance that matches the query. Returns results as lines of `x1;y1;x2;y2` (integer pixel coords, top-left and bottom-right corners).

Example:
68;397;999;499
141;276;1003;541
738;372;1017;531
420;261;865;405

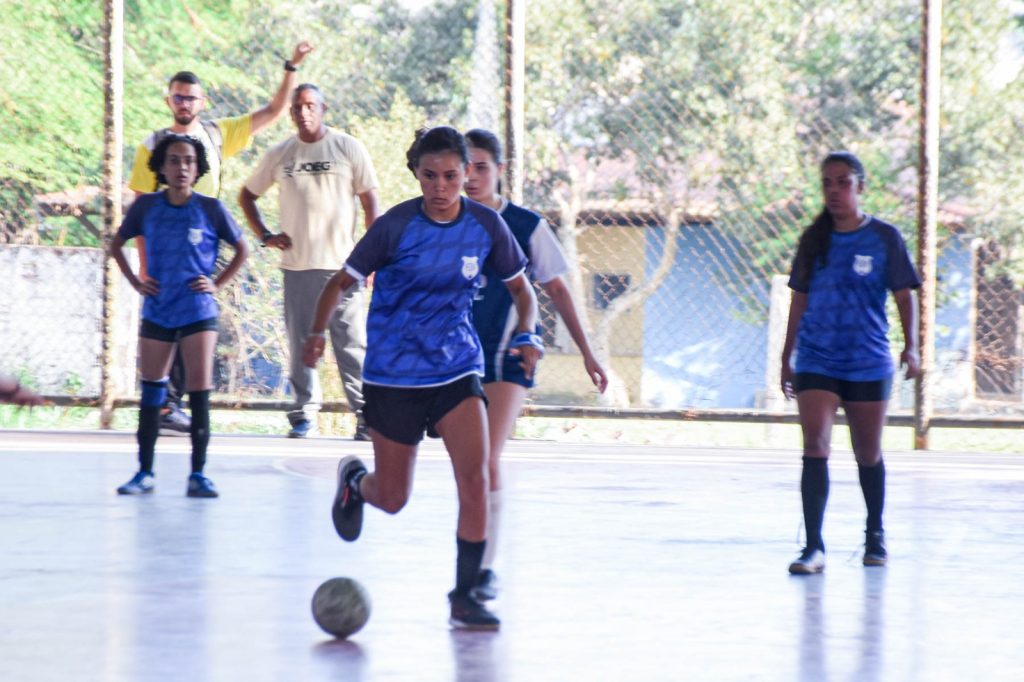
915;0;942;449
503;0;525;204
100;0;124;429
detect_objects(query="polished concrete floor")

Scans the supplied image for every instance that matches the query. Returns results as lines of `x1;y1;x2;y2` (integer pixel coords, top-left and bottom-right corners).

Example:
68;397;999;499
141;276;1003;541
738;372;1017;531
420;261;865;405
1;428;1022;681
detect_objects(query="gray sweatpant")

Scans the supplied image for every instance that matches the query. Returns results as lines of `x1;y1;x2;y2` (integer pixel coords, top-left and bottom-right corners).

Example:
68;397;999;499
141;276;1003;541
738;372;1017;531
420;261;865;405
283;269;366;425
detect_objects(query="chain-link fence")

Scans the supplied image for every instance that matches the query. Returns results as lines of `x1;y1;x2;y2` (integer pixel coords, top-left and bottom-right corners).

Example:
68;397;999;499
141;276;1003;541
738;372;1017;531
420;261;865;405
2;0;1023;427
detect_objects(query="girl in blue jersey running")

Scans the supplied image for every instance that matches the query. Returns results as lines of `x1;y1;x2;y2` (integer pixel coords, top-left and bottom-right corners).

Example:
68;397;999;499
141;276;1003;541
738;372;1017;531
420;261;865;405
302;126;541;630
462;128;608;600
780;151;920;575
110;134;249;498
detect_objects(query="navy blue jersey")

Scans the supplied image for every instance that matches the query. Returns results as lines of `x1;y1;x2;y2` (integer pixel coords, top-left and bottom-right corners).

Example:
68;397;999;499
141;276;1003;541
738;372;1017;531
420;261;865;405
345;197;527;387
118;192;242;328
472;199;568;380
788;217;920;381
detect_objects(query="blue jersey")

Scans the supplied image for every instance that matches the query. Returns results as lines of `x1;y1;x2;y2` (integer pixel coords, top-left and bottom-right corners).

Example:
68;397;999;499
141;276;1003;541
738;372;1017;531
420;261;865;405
788;217;920;381
345;197;527;387
118;192;242;328
472;199;569;377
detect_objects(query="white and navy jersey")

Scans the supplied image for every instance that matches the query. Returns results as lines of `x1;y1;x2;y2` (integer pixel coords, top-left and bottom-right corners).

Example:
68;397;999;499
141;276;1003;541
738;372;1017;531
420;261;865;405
345;197;527;387
472;199;568;357
118;192;242;328
788;216;920;381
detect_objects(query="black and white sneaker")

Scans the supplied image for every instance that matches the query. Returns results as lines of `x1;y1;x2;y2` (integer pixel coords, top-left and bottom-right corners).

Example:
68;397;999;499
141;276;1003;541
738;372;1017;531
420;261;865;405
449;590;500;631
788;547;826;575
470;569;498;601
332;456;367;541
863;531;888;566
159;404;191;437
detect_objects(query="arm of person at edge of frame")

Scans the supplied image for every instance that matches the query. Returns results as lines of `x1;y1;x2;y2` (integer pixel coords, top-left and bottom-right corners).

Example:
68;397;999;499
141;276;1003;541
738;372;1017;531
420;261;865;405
542;275;609;393
779;290;807;400
302;269;359;368
248;41;314;137
0;375;45;407
893;287;921;380
109;233;160;297
503;273;542;380
189;237;250;294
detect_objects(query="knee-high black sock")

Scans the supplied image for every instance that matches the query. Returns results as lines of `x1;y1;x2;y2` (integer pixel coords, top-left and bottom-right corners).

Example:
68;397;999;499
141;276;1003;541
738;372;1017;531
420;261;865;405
189;390;211;474
801;456;829;552
137;405;161;473
858;459;886;533
455;536;486;596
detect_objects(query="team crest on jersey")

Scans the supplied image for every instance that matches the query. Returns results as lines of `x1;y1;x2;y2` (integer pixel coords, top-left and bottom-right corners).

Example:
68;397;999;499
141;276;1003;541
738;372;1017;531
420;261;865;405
188;228;203;246
853;254;873;276
461;256;480;279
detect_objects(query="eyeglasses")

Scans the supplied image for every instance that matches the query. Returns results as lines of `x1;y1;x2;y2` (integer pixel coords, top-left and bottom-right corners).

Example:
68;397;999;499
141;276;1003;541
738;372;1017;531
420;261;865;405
170;94;203;106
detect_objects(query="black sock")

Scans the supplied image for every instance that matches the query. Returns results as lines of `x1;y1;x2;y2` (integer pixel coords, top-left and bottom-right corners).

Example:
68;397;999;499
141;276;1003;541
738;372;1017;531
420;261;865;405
189;390;211;474
455;536;486;596
801;456;829;552
137;404;161;473
858;459;886;533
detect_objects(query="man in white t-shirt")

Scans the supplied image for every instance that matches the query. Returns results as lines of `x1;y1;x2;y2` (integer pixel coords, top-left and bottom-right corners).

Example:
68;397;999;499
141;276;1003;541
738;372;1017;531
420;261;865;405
239;84;380;439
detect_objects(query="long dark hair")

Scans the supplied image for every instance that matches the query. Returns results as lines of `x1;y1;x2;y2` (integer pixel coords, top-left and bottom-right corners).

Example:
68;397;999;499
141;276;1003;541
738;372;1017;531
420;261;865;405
792;151;866;286
405;126;468;176
465;128;504;194
149;133;210;186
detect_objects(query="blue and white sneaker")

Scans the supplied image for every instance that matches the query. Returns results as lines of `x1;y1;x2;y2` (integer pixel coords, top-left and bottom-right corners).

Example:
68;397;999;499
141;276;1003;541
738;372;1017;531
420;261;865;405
117;471;155;495
186;472;219;498
288;419;317;438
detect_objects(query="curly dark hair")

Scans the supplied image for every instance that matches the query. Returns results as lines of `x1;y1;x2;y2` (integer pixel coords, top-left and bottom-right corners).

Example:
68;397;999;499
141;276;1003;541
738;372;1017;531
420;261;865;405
148;133;210;187
405;126;468;176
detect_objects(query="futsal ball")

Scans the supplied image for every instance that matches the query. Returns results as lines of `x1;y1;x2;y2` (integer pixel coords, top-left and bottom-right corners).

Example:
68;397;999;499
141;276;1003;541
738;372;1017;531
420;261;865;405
311;577;371;639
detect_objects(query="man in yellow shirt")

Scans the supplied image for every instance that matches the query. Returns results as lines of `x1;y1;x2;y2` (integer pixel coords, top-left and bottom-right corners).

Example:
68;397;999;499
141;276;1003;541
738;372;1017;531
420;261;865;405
128;41;313;435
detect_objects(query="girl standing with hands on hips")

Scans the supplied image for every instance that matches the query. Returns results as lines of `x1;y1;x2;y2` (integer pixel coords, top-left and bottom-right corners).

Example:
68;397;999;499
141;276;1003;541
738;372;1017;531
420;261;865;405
110;134;248;498
781;151;920;574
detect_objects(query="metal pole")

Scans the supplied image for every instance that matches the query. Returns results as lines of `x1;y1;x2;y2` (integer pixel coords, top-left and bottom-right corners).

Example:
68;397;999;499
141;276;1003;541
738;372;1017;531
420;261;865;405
914;0;941;449
100;0;124;429
503;0;525;203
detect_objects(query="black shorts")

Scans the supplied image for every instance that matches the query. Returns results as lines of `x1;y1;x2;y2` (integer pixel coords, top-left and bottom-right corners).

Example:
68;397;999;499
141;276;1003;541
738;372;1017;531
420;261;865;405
362;374;487;446
794;372;893;402
140;317;219;343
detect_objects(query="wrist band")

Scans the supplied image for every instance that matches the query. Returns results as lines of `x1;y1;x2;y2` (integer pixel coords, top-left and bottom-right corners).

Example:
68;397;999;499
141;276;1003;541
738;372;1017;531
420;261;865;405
510;332;544;357
307;331;325;338
284;60;297;72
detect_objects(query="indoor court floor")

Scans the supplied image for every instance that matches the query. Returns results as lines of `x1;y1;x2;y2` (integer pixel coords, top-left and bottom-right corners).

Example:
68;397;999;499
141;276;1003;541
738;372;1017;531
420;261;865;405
1;428;1022;681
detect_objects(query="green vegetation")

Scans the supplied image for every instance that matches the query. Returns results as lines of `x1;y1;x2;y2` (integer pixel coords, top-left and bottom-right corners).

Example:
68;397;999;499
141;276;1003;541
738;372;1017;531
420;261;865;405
2;0;1022;411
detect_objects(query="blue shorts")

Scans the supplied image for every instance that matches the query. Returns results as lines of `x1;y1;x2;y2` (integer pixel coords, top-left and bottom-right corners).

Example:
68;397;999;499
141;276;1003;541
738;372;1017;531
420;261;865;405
794;373;893;402
362;374;488;446
140;317;219;343
482;349;536;389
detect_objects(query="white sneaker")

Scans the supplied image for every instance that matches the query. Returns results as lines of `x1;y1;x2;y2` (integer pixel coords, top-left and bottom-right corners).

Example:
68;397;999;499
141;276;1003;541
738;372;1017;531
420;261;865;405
788;548;826;574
